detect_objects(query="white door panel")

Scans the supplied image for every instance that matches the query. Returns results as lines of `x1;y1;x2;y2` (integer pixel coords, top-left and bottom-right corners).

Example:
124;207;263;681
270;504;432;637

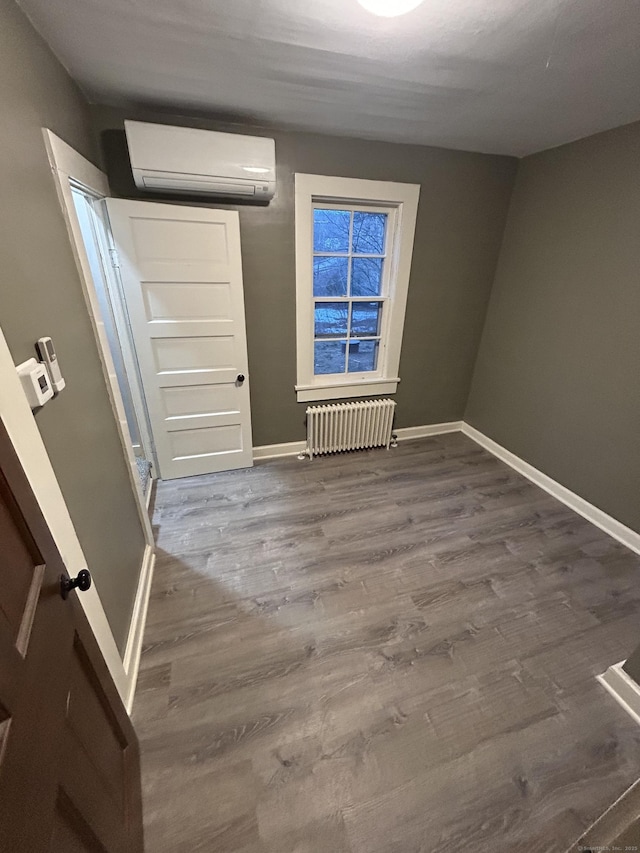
151;335;236;371
160;385;239;417
165;411;241;432
106;199;253;479
142;282;233;321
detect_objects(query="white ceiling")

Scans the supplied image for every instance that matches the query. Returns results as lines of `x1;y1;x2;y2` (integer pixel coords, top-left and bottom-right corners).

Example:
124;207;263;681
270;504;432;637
18;0;640;156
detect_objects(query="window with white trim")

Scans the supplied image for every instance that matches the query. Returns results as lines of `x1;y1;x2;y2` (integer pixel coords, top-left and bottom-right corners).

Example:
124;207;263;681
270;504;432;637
295;174;420;403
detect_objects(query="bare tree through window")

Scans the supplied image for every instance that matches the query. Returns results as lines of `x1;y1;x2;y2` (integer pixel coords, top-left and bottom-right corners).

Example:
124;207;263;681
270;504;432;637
313;208;387;375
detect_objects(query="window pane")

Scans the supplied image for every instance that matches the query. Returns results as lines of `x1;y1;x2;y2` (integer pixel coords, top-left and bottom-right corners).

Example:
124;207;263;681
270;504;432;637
351;257;383;296
352;212;387;254
315;340;346;375
313;256;348;296
348;340;379;373
351;301;382;336
313;209;350;253
314;302;348;338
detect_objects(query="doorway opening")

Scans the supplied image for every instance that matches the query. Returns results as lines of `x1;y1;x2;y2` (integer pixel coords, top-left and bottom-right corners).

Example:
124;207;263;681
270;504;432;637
45;129;253;488
70;187;156;499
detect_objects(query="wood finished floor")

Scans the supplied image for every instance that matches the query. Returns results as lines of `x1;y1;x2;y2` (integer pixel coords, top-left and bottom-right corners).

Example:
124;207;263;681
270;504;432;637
134;434;640;853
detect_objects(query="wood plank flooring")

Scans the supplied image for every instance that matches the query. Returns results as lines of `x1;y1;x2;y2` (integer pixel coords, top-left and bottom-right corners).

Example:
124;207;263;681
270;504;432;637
134;434;640;853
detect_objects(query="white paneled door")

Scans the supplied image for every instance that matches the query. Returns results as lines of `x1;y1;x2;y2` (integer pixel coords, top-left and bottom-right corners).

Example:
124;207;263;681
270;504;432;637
106;199;253;480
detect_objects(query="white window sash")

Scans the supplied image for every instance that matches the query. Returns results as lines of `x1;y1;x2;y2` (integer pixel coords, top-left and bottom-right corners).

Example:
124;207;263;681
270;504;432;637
295;174;420;403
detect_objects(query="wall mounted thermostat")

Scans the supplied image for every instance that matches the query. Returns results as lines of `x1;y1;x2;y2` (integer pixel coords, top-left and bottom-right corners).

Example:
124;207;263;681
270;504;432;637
16;358;54;409
36;336;65;393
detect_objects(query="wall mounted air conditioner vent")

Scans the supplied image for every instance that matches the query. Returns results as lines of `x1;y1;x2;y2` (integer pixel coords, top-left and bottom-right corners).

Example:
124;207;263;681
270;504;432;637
124;120;276;201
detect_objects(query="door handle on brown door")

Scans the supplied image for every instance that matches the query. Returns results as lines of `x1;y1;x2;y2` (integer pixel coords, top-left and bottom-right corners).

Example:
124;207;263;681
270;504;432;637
236;374;245;383
60;569;92;600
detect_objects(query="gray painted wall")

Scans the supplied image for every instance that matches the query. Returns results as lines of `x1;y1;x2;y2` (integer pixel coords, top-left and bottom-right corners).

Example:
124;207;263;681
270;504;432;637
466;121;640;534
0;0;147;651
90;106;517;446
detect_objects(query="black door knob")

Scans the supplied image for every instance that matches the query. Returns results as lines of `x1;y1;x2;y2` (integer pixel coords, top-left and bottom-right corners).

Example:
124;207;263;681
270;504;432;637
236;374;245;383
60;569;92;600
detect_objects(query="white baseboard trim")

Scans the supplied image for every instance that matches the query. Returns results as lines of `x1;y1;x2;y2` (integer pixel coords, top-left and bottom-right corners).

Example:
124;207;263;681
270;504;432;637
252;423;464;461
145;477;154;510
394;421;464;441
597;662;640;727
461;423;640;556
253;440;306;460
122;544;155;714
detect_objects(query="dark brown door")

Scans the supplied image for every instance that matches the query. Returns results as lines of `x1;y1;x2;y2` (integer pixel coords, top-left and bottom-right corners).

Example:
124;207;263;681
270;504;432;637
0;418;143;852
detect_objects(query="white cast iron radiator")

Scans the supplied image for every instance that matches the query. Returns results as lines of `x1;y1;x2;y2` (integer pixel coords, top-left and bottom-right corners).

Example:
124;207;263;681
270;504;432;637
306;399;396;459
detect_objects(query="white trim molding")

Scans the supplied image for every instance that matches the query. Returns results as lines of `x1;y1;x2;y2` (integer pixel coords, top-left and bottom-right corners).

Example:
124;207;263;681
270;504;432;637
43;129;154;549
252;421;463;461
0;325;155;712
461;423;640;556
598;662;640;728
296;378;401;403
122;544;156;713
253;440;307;460
394;421;463;441
0;326;131;703
294;173;420;403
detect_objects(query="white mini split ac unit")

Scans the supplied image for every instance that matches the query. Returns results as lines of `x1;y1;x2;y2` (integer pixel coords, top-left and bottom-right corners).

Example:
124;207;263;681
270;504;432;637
124;120;276;201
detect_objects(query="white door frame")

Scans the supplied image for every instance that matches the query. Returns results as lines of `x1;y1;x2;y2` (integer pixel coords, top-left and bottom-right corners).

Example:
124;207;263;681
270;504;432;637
42;129;156;711
43;129;154;543
0;327;131;704
72;189;157;478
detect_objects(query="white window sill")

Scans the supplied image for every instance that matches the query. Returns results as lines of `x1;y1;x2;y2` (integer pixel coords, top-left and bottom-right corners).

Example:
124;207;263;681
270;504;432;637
295;378;400;403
